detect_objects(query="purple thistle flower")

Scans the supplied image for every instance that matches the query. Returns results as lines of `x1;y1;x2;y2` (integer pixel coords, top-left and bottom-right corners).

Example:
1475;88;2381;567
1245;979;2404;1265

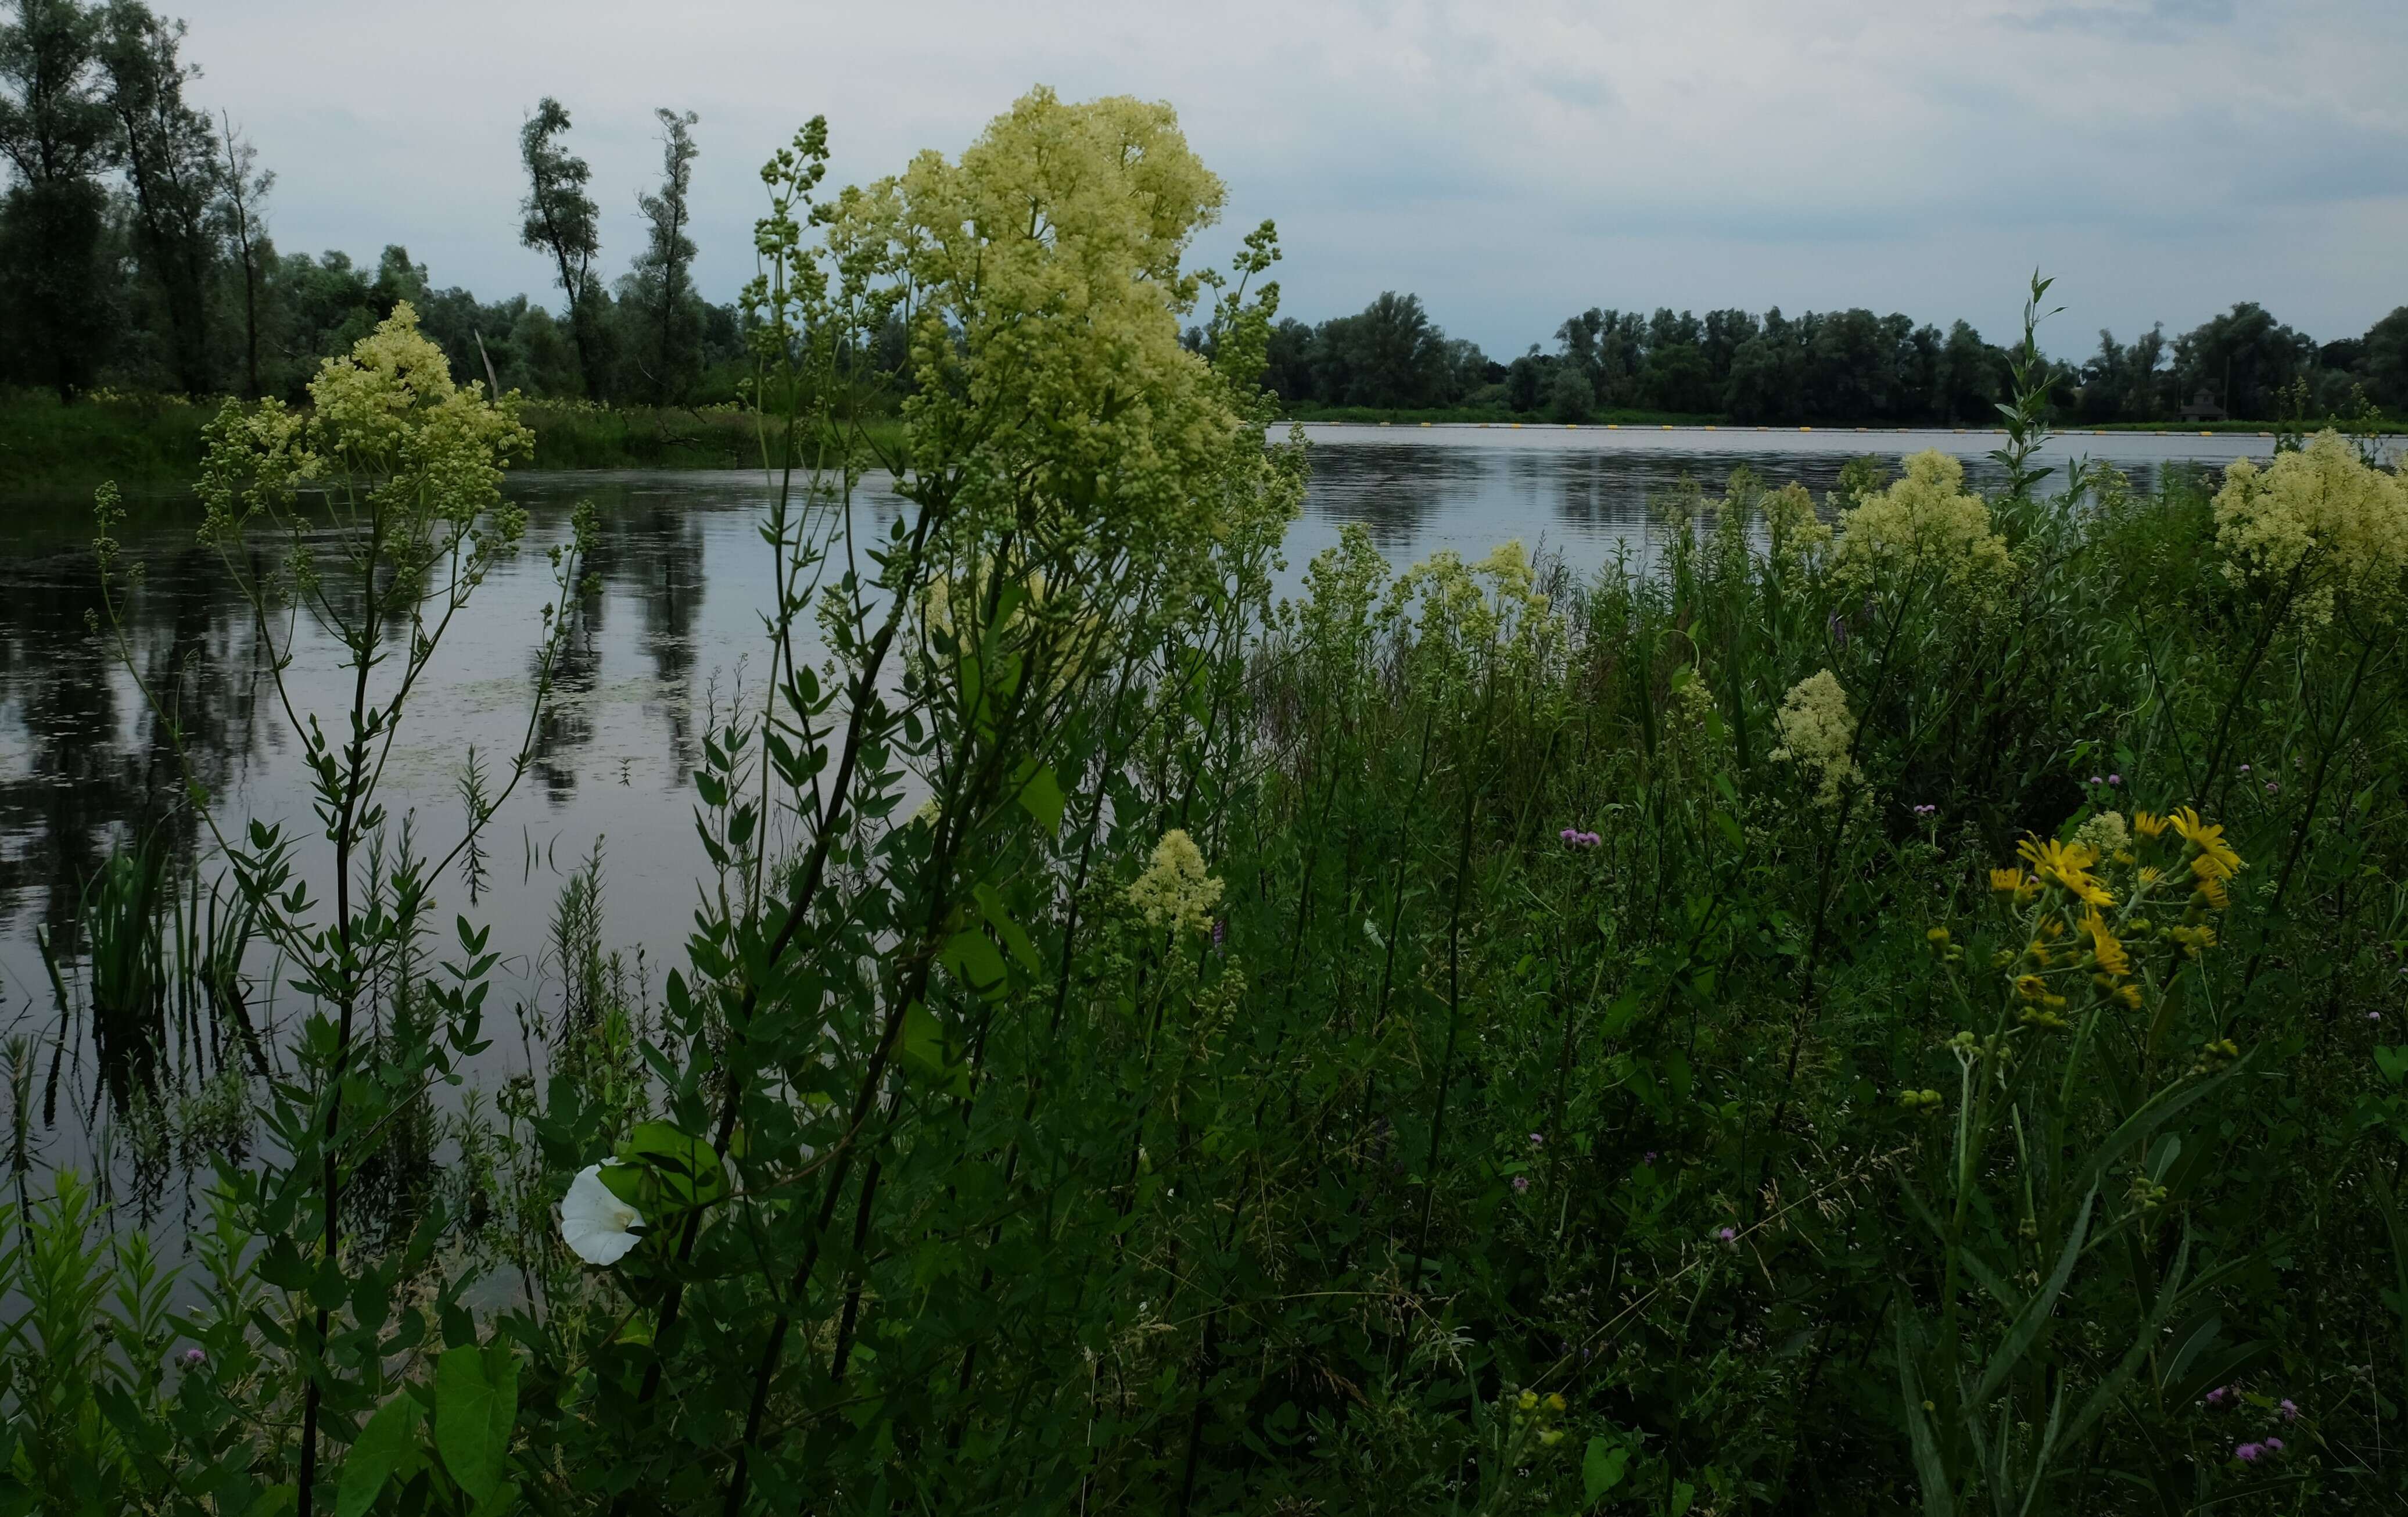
1528;1132;1546;1148
2108;773;2122;786
2238;763;2251;774
2266;780;2281;795
2278;1398;2299;1422
1512;1175;1530;1193
2088;775;2104;786
2205;1386;2233;1408
181;1347;206;1367
1643;1150;1658;1163
2235;1443;2263;1463
2263;1436;2285;1453
1715;1226;1738;1247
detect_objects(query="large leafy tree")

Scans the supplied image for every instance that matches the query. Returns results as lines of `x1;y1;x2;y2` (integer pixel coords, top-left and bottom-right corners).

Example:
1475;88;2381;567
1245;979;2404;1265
625;106;699;404
2171;300;2315;419
0;0;114;398
518;95;605;400
98;0;221;395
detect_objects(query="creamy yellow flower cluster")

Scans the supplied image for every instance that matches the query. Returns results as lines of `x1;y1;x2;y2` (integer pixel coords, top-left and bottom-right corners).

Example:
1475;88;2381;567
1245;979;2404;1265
1126;829;1224;935
1771;669;1859;805
1830;450;2014;604
1984;806;2241;1031
2214;430;2408;626
199;303;532;561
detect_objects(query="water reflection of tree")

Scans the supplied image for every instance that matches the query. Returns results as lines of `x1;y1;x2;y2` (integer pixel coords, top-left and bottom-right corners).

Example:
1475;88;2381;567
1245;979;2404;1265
632;501;704;776
0;540;273;945
532;553;605;805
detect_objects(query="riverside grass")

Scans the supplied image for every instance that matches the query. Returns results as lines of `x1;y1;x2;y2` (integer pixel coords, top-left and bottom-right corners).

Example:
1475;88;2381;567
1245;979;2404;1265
0;387;907;493
10;96;2408;1517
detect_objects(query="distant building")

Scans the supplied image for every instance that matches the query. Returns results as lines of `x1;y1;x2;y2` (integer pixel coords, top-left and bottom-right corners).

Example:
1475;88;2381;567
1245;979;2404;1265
2180;390;2227;422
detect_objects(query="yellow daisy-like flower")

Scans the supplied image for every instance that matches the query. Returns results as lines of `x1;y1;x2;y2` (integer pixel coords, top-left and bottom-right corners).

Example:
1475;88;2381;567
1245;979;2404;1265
2016;837;2115;908
2133;810;2169;840
1989;867;2025;893
2080;909;2130;978
2015;973;2048;1000
2195;874;2231;912
2167;808;2244;880
2138;865;2162;887
2116;982;2143;1009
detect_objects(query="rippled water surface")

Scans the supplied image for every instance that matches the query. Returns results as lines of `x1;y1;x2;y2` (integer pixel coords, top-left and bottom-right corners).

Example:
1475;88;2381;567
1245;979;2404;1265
0;425;2317;1059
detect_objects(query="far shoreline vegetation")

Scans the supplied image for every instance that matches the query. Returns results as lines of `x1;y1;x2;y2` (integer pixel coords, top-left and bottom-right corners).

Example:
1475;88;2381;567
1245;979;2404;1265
5;387;2395;500
3;3;2403;497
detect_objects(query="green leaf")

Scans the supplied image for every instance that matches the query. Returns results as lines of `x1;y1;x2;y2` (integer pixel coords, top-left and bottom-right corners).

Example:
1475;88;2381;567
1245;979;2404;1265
433;1344;518;1507
242;1486;299;1517
1581;1436;1630;1503
337;1395;423;1517
898;1000;945;1079
1014;760;1066;832
942;928;1009;1000
1894;1312;1955;1517
1972;1187;2095;1406
625;1122;727;1208
975;885;1041;974
692;769;728;809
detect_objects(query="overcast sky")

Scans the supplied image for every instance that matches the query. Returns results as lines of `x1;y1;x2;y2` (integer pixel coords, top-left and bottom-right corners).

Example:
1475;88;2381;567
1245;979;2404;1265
173;0;2406;357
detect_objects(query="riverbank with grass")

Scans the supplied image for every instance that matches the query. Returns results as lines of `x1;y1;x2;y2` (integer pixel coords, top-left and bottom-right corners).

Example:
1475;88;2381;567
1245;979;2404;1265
0;388;904;496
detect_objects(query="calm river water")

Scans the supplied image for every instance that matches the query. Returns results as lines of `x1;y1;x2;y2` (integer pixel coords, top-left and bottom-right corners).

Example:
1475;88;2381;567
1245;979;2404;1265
0;424;2349;1088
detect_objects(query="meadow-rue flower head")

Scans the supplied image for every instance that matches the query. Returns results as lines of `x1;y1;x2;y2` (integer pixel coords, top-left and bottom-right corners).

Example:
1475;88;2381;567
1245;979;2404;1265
2215;430;2408;626
1128;829;1225;934
1831;450;2015;604
1763;480;1831;568
1771;670;1860;805
2075;810;2130;858
561;1162;645;1265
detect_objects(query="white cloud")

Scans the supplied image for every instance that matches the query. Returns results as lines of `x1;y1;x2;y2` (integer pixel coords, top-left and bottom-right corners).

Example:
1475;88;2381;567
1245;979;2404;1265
170;0;2408;354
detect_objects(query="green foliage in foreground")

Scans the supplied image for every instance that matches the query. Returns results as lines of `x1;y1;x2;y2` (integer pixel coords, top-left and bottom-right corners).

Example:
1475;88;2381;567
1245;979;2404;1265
13;98;2408;1517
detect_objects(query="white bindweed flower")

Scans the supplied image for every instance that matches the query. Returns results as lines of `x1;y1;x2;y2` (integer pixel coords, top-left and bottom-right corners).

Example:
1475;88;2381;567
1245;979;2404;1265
561;1162;644;1265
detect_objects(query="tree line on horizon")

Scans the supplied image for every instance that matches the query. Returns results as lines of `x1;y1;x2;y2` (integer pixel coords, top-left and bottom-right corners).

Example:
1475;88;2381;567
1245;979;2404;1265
8;0;2405;431
1253;291;2408;426
0;0;748;410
